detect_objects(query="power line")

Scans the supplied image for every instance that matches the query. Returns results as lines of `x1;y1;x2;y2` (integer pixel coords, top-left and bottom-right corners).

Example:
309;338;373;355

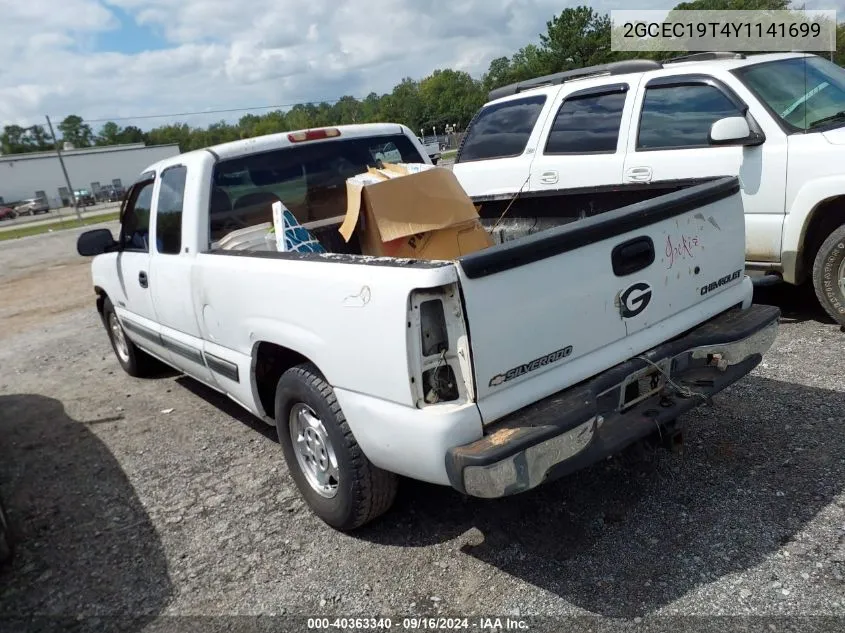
2;96;354;130
78;97;348;124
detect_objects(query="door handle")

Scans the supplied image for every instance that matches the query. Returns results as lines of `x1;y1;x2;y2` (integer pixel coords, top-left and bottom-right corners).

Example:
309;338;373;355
138;271;148;288
612;236;655;276
540;170;559;185
625;166;653;183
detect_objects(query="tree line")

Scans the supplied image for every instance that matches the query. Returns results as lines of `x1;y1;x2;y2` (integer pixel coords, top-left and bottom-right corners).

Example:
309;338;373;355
2;0;844;155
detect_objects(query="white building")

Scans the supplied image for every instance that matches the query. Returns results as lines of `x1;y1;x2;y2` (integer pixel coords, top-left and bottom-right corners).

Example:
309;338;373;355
0;143;180;206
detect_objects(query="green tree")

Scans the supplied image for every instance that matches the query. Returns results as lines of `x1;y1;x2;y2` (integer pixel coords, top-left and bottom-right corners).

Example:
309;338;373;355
1;125;29;154
510;44;555;79
286;104;314;131
28;125;53;150
379;78;423;133
481;6;625;95
118;125;147;144
482;57;514;92
361;92;384;122
418;69;485;129
540;6;615;71
146;123;193;151
57;114;94;147
191;120;240;149
835;22;845;66
254;111;290;136
96;121;123;145
332;96;363;125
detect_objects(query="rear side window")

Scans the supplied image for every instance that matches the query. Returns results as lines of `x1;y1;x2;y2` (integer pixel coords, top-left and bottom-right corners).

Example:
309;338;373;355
156;166;187;254
637;84;743;150
457;95;547;163
209;134;425;243
545;90;627;154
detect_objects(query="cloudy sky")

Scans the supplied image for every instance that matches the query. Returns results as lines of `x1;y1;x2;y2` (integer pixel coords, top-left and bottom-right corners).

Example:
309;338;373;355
0;0;842;132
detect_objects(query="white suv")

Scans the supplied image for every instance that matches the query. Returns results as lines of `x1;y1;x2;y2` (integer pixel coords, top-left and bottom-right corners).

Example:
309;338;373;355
453;52;845;327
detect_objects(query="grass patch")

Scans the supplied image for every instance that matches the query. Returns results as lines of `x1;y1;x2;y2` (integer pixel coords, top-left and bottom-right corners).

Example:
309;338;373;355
441;149;457;160
0;212;120;242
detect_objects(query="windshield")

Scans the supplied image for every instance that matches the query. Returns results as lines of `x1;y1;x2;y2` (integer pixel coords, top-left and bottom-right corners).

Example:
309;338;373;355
735;56;845;132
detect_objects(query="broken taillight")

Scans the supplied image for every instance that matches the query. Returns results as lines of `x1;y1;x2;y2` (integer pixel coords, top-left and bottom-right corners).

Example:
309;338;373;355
407;285;475;407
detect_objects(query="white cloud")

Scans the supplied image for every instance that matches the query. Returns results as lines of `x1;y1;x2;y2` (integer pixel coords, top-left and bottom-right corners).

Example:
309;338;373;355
1;0;843;131
0;0;579;129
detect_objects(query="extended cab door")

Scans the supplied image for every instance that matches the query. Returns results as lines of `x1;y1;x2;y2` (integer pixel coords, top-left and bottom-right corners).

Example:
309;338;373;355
452;93;554;197
149;163;214;383
528;79;640;191
112;175;169;361
623;74;788;263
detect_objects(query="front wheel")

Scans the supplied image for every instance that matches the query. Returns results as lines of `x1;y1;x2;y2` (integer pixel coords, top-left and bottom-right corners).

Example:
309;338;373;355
275;363;397;531
102;297;161;377
812;224;845;327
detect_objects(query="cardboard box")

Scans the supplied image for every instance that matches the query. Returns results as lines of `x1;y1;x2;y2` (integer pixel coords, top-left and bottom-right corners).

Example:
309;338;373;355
338;163;493;260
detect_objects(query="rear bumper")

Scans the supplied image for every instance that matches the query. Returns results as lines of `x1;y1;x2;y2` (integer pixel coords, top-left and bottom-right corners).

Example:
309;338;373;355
446;304;780;498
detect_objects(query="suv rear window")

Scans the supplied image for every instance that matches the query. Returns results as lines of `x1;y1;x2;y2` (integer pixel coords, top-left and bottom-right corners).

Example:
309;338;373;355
209;134;424;243
457;95;547;163
545;90;627;154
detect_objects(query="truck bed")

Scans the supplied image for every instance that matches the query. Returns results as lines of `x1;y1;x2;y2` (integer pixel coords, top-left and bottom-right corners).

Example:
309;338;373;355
210;176;724;260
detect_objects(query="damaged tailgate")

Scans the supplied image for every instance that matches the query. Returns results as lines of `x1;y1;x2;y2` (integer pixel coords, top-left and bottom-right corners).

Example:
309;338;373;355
455;176;746;423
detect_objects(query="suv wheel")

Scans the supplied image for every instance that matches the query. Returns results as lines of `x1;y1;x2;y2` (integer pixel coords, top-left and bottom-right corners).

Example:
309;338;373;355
812;224;845;327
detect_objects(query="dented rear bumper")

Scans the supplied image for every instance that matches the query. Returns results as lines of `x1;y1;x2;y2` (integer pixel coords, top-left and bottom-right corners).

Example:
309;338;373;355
445;304;780;498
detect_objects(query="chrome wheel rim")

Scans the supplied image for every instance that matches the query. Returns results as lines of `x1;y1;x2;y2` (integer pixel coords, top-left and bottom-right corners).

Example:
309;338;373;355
109;312;130;363
289;403;339;498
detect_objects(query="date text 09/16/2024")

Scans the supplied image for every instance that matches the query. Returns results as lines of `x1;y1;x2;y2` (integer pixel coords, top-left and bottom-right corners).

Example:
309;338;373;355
307;617;530;630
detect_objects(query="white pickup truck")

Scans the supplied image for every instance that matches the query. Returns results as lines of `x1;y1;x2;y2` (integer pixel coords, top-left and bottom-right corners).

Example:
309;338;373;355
453;52;845;327
77;123;779;530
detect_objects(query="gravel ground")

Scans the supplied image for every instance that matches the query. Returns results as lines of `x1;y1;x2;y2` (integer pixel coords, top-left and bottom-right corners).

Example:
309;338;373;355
0;226;844;630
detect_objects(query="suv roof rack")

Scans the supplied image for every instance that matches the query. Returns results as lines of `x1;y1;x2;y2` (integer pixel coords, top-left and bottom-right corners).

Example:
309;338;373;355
487;59;663;102
664;52;746;64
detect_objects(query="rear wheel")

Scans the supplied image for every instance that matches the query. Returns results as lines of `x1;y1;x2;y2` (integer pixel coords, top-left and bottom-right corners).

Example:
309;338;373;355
812;224;845;327
275;363;397;531
102;297;160;377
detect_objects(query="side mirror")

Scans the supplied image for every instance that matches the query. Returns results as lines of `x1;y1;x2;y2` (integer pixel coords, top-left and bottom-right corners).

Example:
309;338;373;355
709;116;762;146
77;228;118;257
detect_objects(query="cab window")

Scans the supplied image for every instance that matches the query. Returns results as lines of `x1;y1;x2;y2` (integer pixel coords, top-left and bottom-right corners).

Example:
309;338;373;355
120;180;155;252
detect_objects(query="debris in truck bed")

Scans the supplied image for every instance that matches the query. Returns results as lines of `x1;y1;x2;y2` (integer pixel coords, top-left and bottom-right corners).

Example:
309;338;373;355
339;163;492;260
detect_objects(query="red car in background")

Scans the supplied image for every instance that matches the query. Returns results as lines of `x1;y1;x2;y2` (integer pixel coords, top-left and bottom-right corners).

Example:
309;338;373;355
0;206;18;221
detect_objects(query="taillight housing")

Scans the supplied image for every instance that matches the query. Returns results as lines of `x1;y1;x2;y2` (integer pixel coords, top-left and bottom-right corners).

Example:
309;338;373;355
407;284;475;407
287;128;341;143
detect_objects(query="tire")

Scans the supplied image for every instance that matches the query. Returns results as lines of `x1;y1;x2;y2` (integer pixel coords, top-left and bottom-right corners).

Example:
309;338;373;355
275;363;397;531
811;224;845;327
102;297;160;377
0;495;13;565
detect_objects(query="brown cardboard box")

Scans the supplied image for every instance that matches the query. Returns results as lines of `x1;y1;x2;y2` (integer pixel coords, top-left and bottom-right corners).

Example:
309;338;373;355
338;163;493;260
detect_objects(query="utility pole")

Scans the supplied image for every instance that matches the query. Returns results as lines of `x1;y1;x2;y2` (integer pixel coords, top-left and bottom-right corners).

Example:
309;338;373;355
45;115;81;221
